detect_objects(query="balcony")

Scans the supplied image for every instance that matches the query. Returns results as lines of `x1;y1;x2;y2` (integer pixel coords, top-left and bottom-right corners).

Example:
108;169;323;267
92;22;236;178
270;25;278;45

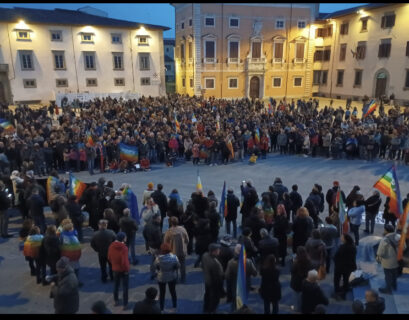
293;58;306;64
245;57;266;72
204;57;216;64
228;58;239;64
272;58;284;64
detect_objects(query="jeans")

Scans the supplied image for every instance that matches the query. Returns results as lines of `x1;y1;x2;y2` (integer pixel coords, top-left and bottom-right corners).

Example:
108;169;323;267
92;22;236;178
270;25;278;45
225;219;237;238
384;267;398;291
349;223;360;246
264;299;279;314
113;271;129;305
0;209;9;236
87;159;94;175
126;233;137;264
365;213;376;234
158;280;177;311
98;254;113;281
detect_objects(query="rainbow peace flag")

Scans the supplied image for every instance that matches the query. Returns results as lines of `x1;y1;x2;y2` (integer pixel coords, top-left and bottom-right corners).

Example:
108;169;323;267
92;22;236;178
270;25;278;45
122;187;140;224
60;231;82;261
69;173;87;201
373;166;402;217
236;244;247;309
255;128;260;144
46;176;59;204
119;143;139;162
175;114;181;133
337;189;348;234
196;169;203;191
219;181;228;225
398;202;409;260
0;118;14;132
363;99;377;118
23;234;43;258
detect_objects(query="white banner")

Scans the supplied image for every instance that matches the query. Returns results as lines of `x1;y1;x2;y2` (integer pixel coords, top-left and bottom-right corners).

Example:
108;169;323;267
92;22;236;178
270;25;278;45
55;92;141;107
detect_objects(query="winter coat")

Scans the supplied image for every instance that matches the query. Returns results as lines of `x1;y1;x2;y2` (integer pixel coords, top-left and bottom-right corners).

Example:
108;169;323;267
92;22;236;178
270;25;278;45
364;298;385;314
272;182;288;202
164;226;189;258
348;205;365;226
133;298;161;314
23;234;44;259
108;241;130;273
277;133;287;146
226;193;240;221
240;235;258;260
50;265;79;314
39;235;61;265
90;229;116;257
60;230;82;265
65;201;83;227
377;232;402;269
142;189;154;206
217;245;234;272
258;235;279;263
225;256;257;295
245;215;266;247
290;258;313;292
319;224;339;249
28;194;45;217
150;190;168;216
154;253;180;283
273;214;289;257
194;218;212;255
259;267;281;302
109;198;128;220
301;280;329;314
201;252;224;288
143;220;162;250
292;216;314;250
289;191;303;212
365;195;382;216
240;186;258;217
334;243;357;273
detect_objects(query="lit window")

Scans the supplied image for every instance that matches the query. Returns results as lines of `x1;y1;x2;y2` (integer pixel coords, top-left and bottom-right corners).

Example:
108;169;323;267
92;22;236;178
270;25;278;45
86;78;97;87
111;34;122;44
138;36;148;46
114;78;125;86
17;31;30;40
23;79;36;88
51;31;62;41
56;79;68;87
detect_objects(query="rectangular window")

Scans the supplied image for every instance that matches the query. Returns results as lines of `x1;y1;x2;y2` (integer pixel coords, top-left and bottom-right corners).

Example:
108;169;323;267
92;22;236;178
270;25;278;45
190;78;194;87
180;43;185;60
113;53;124;70
354;69;363;87
205;17;215;27
139;53;150;71
322;70;328;85
336;70;344;86
298;20;306;29
86;78;97;87
84;52;96;70
114;78;125;86
228;78;238;89
356;41;366;60
296;43;304;60
17;31;30;40
181;22;185;29
81;33;93;42
141;77;150;86
111;34;122;44
53;51;65;70
229;17;239;28
205;41;215;59
205;78;215;89
361;18;368;32
23;79;36;88
56;79;68;87
50;30;62;42
323;47;331;61
182;78;186;87
381;13;395;29
19;51;34;70
138;37;148;45
294;77;302;87
252;42;261;59
313;70;321;85
340;22;349;35
405;70;409;88
314;49;323;62
274;42;283;59
189;19;192;26
339;44;347;61
188;42;193;59
273;77;281;88
229;41;239;60
276;19;285;29
378;39;391;58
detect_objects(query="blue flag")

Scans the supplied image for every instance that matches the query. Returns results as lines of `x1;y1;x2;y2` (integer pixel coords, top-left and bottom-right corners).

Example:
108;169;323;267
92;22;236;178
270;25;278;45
122;187;140;224
219;181;227;227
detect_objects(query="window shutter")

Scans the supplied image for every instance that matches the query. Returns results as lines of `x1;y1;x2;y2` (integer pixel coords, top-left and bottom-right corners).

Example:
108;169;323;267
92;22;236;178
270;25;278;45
381;16;386;28
390;14;396;27
378;44;383;57
345;23;349;35
362;46;366;59
275;43;283;59
296;43;304;59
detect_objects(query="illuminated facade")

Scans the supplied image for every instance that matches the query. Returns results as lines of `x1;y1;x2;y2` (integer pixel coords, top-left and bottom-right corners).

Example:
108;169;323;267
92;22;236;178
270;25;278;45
0;7;169;104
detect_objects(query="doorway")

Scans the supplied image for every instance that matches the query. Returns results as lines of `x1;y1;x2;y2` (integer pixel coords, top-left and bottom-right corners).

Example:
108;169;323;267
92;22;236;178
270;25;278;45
249;76;260;99
375;71;387;98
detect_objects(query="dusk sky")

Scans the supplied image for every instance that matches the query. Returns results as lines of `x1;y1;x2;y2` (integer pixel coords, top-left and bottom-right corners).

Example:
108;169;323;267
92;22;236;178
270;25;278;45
1;3;367;38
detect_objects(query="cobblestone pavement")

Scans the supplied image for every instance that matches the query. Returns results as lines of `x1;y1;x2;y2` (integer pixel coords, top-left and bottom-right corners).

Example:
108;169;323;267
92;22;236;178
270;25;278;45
1;153;408;314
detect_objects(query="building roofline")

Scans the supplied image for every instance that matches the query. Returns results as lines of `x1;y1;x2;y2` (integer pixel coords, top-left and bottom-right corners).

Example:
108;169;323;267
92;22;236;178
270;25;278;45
318;3;395;20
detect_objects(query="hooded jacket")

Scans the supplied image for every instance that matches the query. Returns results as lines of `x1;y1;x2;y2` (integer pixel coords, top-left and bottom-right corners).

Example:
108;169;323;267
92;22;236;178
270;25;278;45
164;226;189;258
154;253;180;283
348;205;365;225
108;240;130;272
50;265;79;314
376;232;402;269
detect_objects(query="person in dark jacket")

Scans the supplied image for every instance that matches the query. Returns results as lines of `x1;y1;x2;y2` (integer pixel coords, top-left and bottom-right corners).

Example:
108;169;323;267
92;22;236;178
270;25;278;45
207;202;221;243
225;188;240;238
239;227;258;261
259;254;281;314
290;246;313;312
217;235;235;273
305;186;322;228
39;225;61;285
90;219;116;283
193;217;212;268
180;203;195;255
292;207;314;253
65;195;84;242
364;191;382;234
103;208;120;233
301;270;329;314
109;191;128;222
271;177;288;203
364;289;385;314
289;184;303;222
240;180;258;227
383;197;397;228
346;185;364;210
333;233;357;299
150;184;168;231
325;181;345;216
28;187;46;233
119;208;139;265
80;182;99;231
319;216;339;273
258;228;279;266
0;180;12;238
143;213;163;279
50;256;79;314
245;208;267;248
133;287;161;314
273;204;289;266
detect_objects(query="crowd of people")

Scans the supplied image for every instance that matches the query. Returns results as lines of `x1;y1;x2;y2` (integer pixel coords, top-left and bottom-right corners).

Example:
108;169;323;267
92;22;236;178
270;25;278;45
0;94;409;177
2;167;409;314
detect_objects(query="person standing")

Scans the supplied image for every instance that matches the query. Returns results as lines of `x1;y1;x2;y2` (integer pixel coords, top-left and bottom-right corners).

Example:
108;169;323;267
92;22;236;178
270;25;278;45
333;234;357;300
119;208;139;266
289;184;303;222
90;219;116;283
319;216;339;273
133;287;161;314
163;216;189;283
273;204;289;266
154;242;180;313
28;188;46;234
0;180;12;238
108;232;130;309
364;289;385;314
143;213;163;279
39;225;61;285
259;254;281;314
383;197;397;228
364;191;382;235
23;226;44;284
225;188;240;238
301;270;329;314
258;228;279;266
151;184;168;231
292;207;314;254
376;225;403;294
143;182;155;206
290;246;313;312
348;199;365;246
65;195;84;242
50;257;79;314
201;243;224;314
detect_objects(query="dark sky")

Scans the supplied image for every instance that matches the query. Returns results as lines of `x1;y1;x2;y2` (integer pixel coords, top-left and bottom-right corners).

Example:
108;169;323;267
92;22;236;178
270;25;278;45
1;3;367;38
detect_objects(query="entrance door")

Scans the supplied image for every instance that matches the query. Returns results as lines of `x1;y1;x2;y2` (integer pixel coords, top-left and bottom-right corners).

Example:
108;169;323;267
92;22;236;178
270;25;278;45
0;82;5;104
375;72;387;98
249;76;260;99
